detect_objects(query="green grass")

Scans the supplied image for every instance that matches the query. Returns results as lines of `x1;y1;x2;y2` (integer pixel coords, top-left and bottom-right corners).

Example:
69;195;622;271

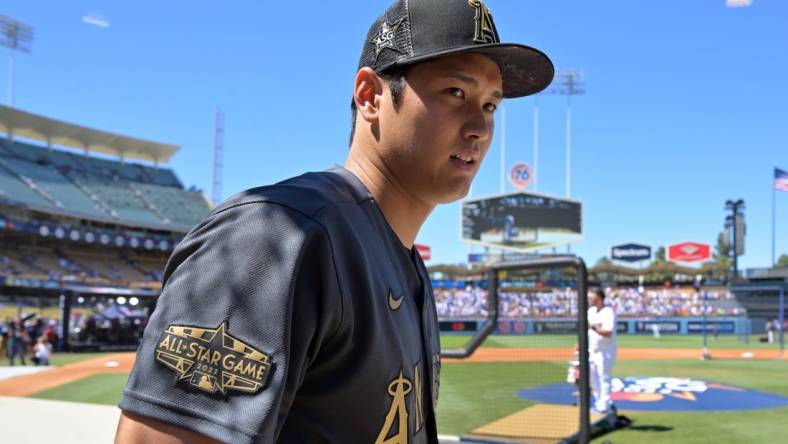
13;337;788;443
30;373;129;405
591;407;788;443
0;352;112;367
439;334;783;350
437;361;568;435
606;360;788;443
435;357;788;443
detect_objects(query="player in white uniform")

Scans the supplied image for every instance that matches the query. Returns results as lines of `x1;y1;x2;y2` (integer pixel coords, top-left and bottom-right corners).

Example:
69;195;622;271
588;288;617;414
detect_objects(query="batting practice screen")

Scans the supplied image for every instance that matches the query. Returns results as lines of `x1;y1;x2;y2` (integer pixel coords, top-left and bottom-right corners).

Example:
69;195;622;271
436;257;590;443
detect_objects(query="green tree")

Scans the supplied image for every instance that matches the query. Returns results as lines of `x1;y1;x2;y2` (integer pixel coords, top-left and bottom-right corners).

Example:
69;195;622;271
654;246;666;263
778;254;788;268
595;256;612;267
714;231;732;271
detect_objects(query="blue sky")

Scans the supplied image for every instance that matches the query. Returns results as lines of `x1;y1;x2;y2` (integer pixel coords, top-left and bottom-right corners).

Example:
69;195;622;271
2;0;786;269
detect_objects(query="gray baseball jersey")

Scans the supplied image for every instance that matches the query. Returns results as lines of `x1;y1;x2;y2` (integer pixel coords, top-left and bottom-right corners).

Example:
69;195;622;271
119;166;441;443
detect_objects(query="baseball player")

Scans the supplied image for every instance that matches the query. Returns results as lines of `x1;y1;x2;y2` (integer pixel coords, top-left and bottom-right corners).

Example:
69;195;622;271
114;0;553;442
588;288;617;414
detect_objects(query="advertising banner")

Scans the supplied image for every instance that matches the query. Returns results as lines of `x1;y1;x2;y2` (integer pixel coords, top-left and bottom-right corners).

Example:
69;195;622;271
687;321;736;333
634;321;681;334
611;243;651;262
668;242;711;263
509;163;533;190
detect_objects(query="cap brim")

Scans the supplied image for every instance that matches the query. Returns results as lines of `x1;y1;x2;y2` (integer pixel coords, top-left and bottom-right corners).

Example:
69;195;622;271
381;43;554;98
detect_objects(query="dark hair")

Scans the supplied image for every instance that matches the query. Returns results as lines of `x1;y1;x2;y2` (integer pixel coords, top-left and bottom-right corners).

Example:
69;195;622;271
593;288;606;301
349;66;409;146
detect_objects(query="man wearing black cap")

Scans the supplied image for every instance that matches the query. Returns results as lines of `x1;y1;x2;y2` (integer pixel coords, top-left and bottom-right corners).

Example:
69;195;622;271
114;1;552;442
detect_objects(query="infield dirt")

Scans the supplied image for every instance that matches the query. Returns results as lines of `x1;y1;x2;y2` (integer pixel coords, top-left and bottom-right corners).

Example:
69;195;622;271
0;353;134;397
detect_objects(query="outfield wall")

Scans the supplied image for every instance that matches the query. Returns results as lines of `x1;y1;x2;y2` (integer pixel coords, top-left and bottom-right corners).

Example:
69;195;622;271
439;316;749;335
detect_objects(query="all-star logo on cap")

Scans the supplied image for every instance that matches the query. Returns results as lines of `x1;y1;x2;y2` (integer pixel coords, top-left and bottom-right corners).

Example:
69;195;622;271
369;16;405;61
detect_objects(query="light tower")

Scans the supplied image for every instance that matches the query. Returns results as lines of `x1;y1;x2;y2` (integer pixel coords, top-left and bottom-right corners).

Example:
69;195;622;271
725;199;745;283
532;95;540;192
0;15;34;107
551;69;585;198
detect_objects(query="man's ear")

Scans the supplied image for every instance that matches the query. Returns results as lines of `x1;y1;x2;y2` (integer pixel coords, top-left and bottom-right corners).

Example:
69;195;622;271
354;67;385;123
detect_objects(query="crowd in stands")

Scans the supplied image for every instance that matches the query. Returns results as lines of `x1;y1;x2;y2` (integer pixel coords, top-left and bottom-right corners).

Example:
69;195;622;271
434;286;744;319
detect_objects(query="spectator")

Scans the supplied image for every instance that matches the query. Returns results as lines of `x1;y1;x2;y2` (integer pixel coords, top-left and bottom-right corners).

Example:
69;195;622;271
32;336;52;366
6;316;27;366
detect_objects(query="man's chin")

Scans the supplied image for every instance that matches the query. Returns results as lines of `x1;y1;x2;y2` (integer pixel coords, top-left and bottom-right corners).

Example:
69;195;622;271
436;184;472;204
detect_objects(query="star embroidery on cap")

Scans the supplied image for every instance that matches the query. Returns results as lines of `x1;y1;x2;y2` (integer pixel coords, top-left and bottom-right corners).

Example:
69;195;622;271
370;17;405;60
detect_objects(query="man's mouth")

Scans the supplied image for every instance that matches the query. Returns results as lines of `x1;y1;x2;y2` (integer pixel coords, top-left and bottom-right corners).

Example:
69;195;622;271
450;153;474;165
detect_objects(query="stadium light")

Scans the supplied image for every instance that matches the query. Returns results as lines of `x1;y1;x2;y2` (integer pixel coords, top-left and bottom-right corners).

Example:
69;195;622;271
550;69;585;199
724;199;745;283
0;14;34;107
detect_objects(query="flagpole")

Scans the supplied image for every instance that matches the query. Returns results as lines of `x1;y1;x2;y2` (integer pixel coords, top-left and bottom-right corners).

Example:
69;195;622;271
773;173;777;267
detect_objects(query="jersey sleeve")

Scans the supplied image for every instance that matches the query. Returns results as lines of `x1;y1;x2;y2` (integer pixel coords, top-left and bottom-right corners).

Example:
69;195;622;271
601;307;615;332
119;202;344;444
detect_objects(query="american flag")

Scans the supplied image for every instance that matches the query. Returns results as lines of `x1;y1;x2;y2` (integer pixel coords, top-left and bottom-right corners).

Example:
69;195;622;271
775;167;788;192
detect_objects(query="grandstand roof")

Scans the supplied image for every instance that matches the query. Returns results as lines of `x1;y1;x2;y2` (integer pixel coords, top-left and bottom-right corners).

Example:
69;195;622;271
0;105;179;164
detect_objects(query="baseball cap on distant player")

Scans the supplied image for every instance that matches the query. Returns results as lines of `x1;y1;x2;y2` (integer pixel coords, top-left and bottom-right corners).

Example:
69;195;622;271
358;0;554;98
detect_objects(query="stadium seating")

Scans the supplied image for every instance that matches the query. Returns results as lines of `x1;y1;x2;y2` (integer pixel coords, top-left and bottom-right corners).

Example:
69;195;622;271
1;157;107;217
0;161;53;208
0;137;210;230
65;171;166;225
133;183;210;227
0;243;167;287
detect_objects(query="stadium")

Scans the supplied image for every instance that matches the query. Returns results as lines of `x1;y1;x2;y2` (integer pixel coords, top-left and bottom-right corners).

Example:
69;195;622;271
2;2;788;444
0;105;211;352
1;106;785;442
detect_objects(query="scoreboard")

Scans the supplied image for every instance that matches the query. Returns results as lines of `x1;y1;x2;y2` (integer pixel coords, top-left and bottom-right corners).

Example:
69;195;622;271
461;191;582;252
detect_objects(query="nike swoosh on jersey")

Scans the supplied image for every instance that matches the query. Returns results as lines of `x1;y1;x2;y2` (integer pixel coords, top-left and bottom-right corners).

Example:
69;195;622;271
388;290;404;311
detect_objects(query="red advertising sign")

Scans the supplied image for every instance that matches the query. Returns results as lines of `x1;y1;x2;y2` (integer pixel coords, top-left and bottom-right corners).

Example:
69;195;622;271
415;244;431;261
509;163;533;189
668;242;711;263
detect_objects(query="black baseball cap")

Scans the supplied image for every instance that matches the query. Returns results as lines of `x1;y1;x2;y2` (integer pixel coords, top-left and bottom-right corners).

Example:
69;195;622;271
358;0;554;98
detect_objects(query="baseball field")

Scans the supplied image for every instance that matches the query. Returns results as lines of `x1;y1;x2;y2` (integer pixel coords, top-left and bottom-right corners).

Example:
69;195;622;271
1;335;785;443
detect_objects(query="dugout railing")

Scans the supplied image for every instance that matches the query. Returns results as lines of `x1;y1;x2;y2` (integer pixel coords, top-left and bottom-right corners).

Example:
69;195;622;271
440;256;591;443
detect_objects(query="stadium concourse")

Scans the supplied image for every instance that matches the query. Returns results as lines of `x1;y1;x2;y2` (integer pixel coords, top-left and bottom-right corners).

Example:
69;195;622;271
0;105;211;354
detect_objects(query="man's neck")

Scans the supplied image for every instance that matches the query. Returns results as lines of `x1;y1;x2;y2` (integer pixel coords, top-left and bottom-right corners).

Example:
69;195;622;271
344;154;433;249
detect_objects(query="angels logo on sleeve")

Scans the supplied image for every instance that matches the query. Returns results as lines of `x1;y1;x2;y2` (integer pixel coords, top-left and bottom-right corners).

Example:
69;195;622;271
155;322;273;395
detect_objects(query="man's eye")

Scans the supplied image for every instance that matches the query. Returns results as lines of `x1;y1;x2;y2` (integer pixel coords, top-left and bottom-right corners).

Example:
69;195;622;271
446;87;465;98
484;103;498;113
